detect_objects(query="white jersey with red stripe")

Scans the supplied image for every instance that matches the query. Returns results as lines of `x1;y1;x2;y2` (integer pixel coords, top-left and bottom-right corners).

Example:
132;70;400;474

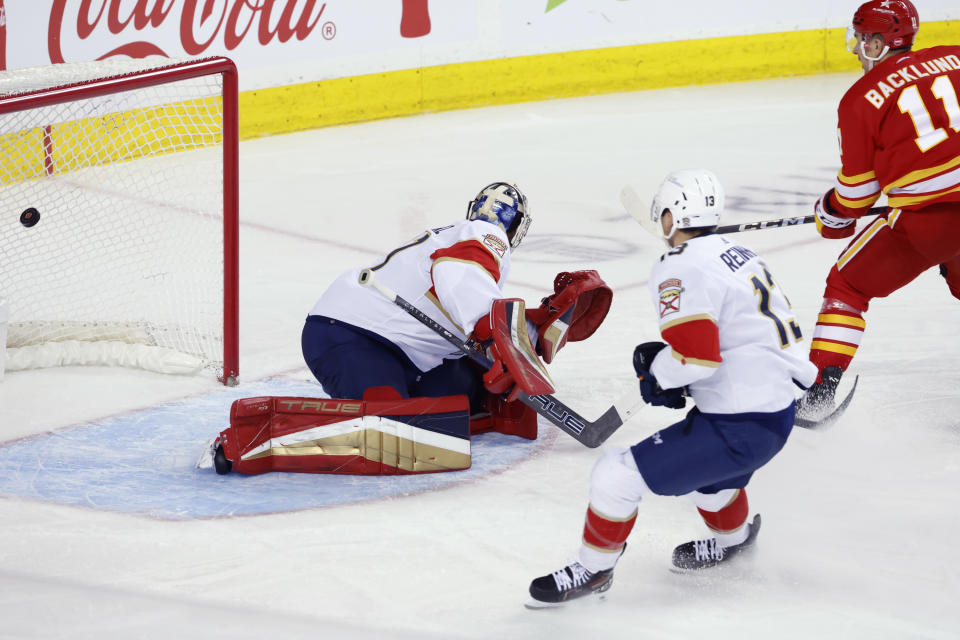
310;219;511;372
647;234;817;414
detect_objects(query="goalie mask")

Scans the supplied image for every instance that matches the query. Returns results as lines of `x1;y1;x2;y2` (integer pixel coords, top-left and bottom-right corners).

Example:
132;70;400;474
650;169;724;241
466;182;531;249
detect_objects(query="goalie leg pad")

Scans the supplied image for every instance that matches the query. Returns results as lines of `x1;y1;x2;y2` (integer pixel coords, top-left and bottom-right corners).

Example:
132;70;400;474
469;393;538;440
217;389;471;475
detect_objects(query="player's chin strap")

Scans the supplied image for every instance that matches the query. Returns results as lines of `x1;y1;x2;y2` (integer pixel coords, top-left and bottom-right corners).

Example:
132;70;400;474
357;268;642;448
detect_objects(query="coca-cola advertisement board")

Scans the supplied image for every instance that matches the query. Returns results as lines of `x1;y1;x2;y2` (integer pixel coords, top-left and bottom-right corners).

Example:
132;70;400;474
1;0;479;90
1;1;957;92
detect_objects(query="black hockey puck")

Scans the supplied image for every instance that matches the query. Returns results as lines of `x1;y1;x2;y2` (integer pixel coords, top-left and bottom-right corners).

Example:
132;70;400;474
20;207;40;227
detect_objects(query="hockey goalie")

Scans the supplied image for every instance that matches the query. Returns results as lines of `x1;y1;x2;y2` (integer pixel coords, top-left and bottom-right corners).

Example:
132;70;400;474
198;182;612;475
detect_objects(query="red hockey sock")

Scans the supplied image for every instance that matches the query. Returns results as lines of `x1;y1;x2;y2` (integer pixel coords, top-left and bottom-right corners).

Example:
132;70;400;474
697;489;749;534
582;505;637;552
809;298;865;380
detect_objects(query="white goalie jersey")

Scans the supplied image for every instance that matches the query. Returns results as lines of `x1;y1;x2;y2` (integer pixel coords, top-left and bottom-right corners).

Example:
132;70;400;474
310;220;511;372
647;234;817;414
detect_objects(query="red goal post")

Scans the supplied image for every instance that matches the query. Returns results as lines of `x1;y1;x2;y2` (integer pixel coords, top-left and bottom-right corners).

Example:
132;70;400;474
0;57;239;385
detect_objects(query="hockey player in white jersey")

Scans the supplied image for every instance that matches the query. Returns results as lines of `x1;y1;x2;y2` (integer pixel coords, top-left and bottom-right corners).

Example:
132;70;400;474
201;182;611;476
303;182;611;440
527;170;817;607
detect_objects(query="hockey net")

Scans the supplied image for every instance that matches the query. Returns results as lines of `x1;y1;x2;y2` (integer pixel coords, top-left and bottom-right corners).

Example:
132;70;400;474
0;57;239;384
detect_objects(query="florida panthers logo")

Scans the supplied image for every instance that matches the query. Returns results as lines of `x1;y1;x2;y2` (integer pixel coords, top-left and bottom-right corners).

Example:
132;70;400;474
658;278;684;318
482;233;508;258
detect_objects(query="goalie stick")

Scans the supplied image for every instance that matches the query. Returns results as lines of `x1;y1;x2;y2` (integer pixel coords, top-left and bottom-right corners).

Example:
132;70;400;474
357;268;642;448
620;184;885;236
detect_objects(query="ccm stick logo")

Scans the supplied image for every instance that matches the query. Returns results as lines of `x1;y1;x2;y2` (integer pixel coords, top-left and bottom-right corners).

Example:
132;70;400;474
528;395;586;434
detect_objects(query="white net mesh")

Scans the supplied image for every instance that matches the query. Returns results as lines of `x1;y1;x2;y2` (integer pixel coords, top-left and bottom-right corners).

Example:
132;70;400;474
0;57;230;378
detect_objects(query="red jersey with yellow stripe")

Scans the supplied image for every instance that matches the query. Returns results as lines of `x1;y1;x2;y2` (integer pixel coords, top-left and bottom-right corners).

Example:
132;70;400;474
830;46;960;215
647;234;816;414
310;220;510;372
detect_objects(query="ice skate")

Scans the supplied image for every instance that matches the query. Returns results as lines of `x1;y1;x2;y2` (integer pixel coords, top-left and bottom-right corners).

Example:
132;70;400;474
195;437;232;475
526;562;614;608
795;366;843;423
195;437;218;470
213;443;232;475
526;544;625;609
672;514;761;570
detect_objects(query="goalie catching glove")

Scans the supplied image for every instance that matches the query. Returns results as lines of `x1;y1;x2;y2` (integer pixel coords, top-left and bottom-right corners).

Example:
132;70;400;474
524;270;613;364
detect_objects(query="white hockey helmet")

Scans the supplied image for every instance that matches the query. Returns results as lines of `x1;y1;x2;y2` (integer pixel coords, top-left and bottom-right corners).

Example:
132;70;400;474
650;169;724;240
466;182;531;249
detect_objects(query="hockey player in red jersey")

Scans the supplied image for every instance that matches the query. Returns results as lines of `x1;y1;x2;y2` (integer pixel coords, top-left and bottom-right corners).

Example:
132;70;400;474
526;170;817;607
799;0;960;420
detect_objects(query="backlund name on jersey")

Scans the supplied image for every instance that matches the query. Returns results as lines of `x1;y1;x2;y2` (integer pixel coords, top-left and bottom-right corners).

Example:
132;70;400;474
863;54;960;108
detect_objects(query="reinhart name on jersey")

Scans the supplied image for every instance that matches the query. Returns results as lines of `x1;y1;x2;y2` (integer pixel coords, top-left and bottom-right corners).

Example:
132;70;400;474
647;235;817;415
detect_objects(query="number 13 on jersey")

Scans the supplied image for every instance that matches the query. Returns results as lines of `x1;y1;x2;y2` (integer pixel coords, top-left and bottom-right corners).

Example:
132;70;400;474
750;264;803;348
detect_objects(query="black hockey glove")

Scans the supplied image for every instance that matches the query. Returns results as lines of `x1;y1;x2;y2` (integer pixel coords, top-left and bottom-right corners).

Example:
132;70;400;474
633;341;686;409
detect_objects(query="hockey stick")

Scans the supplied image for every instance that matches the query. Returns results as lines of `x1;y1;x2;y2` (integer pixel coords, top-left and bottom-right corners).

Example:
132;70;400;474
716;210;882;234
357;268;643;448
620;184;885;236
717;216;814;234
795;375;858;430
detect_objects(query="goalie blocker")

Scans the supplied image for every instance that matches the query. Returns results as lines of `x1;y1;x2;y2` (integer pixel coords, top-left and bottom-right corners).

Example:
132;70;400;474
475;270;612;402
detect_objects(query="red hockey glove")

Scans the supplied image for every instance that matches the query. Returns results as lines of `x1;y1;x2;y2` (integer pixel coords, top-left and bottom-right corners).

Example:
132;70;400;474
525;270;613;363
814;189;856;239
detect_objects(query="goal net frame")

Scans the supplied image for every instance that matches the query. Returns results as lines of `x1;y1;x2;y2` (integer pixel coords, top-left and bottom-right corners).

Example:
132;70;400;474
0;56;239;385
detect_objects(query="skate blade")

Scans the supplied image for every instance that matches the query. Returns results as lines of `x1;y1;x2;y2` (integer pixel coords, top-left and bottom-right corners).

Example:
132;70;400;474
524;598;565;610
795;375;858;429
524;593;608;610
194;438;218;469
669;564;720;575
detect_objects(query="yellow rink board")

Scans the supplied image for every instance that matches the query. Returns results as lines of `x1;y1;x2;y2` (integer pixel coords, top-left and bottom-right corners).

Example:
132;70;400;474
0;97;221;185
239;22;957;138
2;22;954;178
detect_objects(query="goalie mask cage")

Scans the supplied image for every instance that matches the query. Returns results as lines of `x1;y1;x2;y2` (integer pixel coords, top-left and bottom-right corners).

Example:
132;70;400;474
0;57;239;385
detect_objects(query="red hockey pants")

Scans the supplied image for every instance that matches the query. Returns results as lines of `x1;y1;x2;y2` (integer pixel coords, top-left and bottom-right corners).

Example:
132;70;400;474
823;202;960;309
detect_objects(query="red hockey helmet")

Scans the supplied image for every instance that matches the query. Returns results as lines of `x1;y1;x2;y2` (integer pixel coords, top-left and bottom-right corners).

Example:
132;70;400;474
851;0;919;50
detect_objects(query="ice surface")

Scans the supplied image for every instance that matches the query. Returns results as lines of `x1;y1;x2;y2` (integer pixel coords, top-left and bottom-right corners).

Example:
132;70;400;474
1;73;958;639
